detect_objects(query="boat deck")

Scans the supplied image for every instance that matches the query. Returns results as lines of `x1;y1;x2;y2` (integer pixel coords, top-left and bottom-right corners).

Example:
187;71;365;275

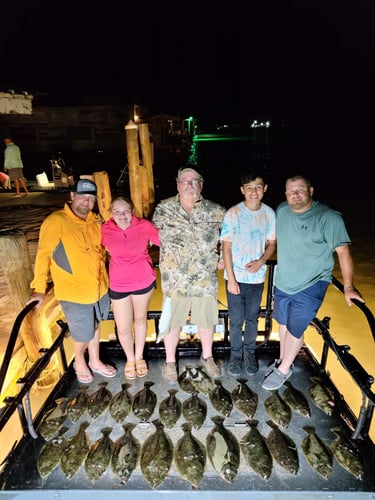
1;345;374;498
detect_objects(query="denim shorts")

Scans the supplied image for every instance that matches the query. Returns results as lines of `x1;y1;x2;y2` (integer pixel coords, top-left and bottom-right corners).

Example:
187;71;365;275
60;293;110;342
273;281;329;338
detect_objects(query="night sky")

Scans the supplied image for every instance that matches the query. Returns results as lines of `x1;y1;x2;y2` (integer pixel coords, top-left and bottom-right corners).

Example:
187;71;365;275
1;0;374;174
1;1;373;123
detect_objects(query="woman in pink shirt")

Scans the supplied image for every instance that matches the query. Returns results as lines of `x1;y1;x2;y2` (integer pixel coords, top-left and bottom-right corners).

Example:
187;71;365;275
102;196;160;379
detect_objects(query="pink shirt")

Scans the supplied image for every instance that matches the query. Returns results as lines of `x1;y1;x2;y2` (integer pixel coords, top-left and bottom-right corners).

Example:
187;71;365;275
101;216;160;292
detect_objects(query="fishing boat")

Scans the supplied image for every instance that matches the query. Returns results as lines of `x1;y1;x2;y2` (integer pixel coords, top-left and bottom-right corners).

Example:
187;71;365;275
0;260;374;498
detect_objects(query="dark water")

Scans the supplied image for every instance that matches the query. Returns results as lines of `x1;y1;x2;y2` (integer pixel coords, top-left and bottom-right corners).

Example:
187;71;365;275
147;126;369;211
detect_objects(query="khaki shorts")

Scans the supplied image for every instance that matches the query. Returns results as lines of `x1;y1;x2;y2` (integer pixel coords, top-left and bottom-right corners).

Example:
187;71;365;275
170;296;218;330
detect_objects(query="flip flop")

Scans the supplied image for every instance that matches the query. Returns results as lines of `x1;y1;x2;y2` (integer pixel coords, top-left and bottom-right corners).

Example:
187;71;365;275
73;362;93;384
89;364;117;378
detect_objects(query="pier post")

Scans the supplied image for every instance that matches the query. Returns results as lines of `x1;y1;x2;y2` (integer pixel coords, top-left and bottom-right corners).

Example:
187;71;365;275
139;123;155;217
125;120;143;217
0;230;60;395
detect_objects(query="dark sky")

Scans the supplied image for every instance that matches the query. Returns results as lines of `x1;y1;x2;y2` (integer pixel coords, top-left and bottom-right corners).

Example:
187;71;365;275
1;0;374;128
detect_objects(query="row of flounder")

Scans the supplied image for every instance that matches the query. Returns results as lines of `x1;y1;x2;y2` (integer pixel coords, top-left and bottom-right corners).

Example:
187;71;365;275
37;370;364;486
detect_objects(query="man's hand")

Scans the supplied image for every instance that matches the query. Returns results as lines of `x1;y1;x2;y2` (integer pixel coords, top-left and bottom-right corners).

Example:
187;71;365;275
26;292;45;308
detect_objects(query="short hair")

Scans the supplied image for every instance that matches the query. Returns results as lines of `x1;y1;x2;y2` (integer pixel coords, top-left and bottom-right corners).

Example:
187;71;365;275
285;174;311;188
176;166;204;183
240;171;267;186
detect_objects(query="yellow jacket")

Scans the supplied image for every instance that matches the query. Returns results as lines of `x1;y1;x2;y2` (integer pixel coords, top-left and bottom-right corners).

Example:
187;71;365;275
30;203;108;303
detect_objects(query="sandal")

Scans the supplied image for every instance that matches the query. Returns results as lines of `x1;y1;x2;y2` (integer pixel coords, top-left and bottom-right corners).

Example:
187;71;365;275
73;362;94;384
124;362;137;380
136;359;148;378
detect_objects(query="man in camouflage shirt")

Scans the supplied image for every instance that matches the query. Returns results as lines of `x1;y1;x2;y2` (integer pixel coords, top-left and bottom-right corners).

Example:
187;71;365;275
152;167;226;382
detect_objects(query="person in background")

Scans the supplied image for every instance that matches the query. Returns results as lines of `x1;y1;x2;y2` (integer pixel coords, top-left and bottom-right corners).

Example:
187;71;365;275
220;171;276;377
27;179;116;384
262;174;365;391
0;170;11;189
101;196;160;380
3;136;29;197
152;166;226;382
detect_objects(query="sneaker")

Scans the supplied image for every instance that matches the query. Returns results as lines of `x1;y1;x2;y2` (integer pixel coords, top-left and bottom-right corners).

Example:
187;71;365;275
201;357;221;378
227;356;242;377
164;362;178;382
264;358;281;378
262;367;292;391
244;353;258;376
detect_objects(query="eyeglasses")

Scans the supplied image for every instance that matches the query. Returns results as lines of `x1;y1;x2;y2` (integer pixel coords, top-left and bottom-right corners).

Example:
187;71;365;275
177;179;201;187
112;209;132;216
286;187;308;195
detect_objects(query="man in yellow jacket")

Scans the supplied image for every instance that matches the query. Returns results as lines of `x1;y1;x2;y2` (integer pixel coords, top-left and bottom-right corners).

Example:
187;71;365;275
28;179;116;383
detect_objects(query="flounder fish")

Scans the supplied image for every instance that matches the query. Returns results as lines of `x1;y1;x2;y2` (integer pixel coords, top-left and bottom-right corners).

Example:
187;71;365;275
231;378;258;418
85;427;113;482
67;385;89;423
240;419;273;480
111;422;140;483
39;397;68;441
37;425;68;478
132;380;157;422
266;420;299;475
282;381;311;418
182;390;207;429
330;427;364;480
140;418;173;488
109;382;133;423
174;422;206;488
191;364;215;395
209;379;233;417
264;391;291;429
60;421;92;479
308;376;335;416
301;425;333;479
178;364;196;394
206;415;240;483
88;381;112;420
159;388;182;428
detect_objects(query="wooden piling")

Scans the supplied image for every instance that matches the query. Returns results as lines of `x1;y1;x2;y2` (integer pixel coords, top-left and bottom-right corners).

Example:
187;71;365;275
139;123;155;217
125;120;143;217
93;171;112;221
0;230;59;392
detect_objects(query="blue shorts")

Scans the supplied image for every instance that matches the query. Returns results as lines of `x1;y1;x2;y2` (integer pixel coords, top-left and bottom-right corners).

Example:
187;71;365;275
60;293;110;342
273;281;329;338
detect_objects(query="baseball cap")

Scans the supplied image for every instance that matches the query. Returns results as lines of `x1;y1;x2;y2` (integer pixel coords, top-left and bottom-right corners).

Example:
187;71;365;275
73;179;97;195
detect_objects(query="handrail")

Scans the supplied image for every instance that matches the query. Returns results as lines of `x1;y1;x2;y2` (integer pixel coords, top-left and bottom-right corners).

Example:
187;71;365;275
331;276;375;342
0;321;69;433
311;315;374;439
0;300;38;394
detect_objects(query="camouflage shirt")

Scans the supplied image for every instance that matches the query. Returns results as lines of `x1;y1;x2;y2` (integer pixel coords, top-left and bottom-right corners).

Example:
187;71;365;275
152;195;226;298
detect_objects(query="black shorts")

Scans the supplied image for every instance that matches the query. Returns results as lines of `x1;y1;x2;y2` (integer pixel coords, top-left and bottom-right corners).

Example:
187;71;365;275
109;280;156;299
